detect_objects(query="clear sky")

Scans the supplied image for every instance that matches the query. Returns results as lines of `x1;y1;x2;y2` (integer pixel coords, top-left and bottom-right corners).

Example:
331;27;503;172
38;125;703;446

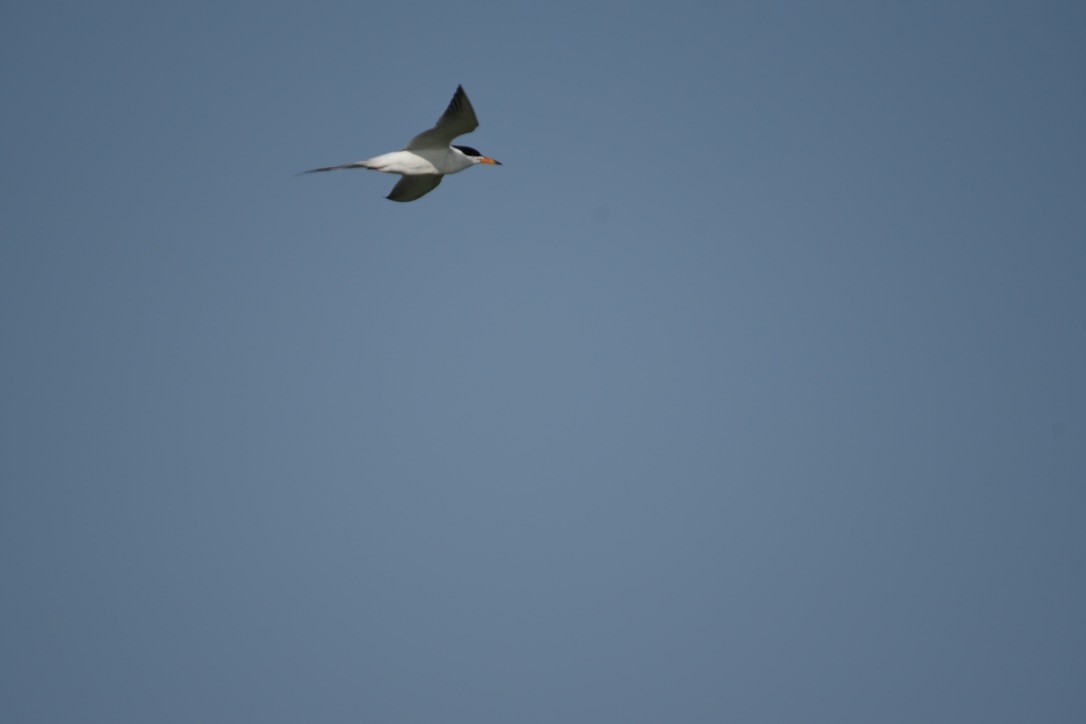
2;1;1085;721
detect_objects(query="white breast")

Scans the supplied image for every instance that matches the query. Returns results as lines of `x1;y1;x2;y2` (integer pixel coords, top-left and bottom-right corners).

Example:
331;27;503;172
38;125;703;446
364;148;473;176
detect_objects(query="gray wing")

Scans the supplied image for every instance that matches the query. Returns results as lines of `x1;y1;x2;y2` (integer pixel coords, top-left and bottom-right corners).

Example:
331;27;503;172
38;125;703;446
386;174;443;202
404;85;479;150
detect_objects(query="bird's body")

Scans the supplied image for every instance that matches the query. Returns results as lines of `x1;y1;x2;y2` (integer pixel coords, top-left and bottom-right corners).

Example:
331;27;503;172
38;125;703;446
302;85;500;202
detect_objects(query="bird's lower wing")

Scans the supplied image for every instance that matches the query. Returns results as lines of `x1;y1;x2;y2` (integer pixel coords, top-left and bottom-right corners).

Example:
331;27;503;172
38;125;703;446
386;174;443;202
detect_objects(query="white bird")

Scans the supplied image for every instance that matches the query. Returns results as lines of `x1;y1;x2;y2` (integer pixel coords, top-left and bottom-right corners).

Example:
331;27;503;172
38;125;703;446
302;85;502;202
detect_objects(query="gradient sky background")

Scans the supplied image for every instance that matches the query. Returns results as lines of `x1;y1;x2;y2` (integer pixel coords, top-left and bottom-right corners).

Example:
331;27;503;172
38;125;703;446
3;2;1085;722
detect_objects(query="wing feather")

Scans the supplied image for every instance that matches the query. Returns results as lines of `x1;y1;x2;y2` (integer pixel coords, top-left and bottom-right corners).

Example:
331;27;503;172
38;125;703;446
404;85;479;150
386;174;443;202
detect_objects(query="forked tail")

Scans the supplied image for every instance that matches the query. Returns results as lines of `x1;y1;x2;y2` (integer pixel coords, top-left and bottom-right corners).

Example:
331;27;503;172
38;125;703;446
298;161;374;175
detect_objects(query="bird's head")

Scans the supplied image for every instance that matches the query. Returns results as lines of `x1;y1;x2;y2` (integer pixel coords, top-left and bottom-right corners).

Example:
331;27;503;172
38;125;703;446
453;144;502;166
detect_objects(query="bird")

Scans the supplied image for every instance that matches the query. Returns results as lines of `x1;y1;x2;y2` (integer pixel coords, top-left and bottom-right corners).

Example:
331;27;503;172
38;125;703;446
301;85;501;202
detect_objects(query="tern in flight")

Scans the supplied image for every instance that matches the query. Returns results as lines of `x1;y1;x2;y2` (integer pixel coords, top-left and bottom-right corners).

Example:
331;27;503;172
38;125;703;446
301;85;502;202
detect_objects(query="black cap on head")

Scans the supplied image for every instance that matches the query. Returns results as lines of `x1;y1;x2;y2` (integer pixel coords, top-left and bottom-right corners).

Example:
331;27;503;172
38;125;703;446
452;145;482;157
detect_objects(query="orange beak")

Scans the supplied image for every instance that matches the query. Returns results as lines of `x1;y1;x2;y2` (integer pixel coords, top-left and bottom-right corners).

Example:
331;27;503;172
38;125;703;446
478;157;502;165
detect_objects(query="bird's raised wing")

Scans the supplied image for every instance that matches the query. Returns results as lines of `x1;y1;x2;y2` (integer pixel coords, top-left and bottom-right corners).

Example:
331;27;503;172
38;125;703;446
404;85;479;150
386;174;443;202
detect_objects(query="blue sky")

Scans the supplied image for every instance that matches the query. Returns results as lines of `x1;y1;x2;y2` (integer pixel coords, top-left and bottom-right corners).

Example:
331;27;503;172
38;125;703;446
3;2;1085;721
